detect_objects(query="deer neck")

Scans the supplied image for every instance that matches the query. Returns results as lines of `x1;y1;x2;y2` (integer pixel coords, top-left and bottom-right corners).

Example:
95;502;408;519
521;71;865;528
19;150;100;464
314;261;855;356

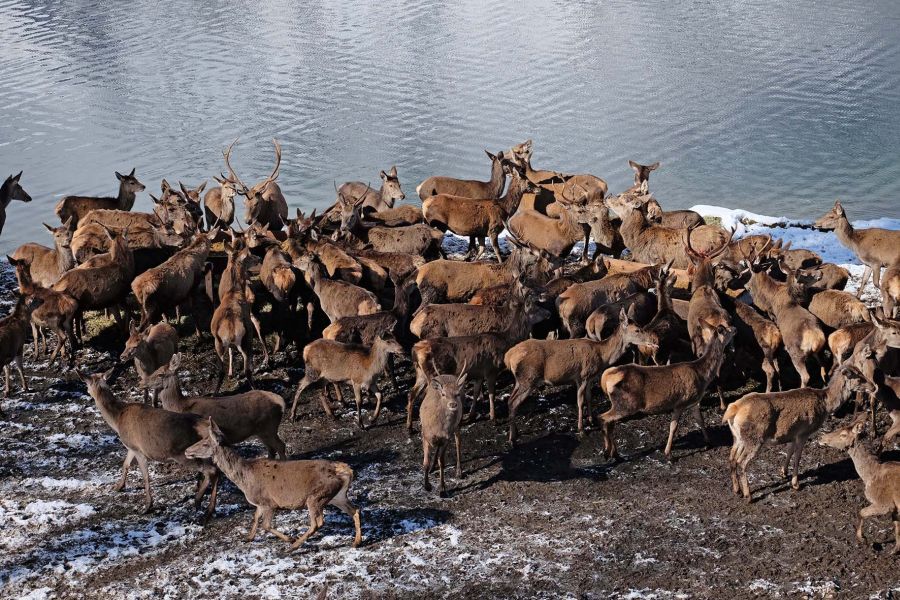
499;175;526;215
618;208;646;246
210;443;255;490
823;372;852;413
488;160;506;198
157;374;186;410
596;330;629;364
92;387;126;433
847;443;880;484
117;183;137;210
832;214;857;250
57;244;75;273
697;339;726;381
691;262;716;291
369;342;391;374
0;179;11;208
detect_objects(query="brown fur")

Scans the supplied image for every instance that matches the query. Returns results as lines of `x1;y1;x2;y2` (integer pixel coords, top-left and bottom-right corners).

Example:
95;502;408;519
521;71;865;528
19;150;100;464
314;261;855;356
807;289;870;329
55;169;145;226
0;295;44;397
417;150;506;200
120;321;179;405
11;218;76;287
419;373;466;496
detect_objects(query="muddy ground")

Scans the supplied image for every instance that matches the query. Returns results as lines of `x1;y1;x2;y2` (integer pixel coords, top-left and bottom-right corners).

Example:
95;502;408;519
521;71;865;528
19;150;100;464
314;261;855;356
1;263;899;600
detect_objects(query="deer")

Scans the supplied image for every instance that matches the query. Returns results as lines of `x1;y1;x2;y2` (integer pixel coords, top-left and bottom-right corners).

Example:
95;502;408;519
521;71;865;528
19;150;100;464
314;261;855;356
815;200;900;297
881;262;900;318
628;160;660;187
203;174;238;228
509;140;608;204
326;166;405;221
10;218;75;287
130;228;216;331
0;294;44;397
505;311;657;444
505;193;596;262
733;301;783;393
119;321;179;405
828;322;874;373
417;150;506;200
294;254;380;323
724;365;874;502
177;181;206;222
807;289;870;329
421;158;534;261
0;171;32;237
78;369;219;520
599;325;735;461
365;204;424;227
644;197;704;229
744;248;827;388
258;243;302;353
222;139;288;229
605;184;730;269
7;255;77;365
185;417;362;550
52;225;134;335
555;262;663;338
335;195;444;257
145;354;287;459
584;291;656;341
798;263;850;292
289;334;405;427
211;243;268;390
55;168;145;227
409;287;550;340
413;246;548;306
420;372;466;496
820;415;900;554
636;261;687;365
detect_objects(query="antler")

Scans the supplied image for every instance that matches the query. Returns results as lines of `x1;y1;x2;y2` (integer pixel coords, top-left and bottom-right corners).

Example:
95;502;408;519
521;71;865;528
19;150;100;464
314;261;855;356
265;139;282;183
222;139;248;192
683;223;702;260
560;182;588;205
706;226;736;260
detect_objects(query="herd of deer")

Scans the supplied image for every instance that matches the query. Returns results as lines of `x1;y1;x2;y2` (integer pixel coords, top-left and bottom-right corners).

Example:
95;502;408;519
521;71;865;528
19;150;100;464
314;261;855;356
2;137;900;554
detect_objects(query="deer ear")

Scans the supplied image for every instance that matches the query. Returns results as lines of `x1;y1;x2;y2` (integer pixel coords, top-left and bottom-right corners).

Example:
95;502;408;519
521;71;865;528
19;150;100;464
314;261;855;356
430;378;443;392
115;171;124;181
834;200;844;214
628;160;640;172
618;306;629;324
170;353;182;370
389;166;398;178
129;320;138;335
65;216;75;230
379;170;388;180
102;367;115;382
648;162;660;171
43;222;54;232
129;168;136;177
197;181;207;193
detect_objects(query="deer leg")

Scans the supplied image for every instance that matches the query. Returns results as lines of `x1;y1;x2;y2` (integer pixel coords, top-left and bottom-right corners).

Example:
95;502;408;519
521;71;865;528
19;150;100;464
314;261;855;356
31;322;40;357
716;383;726;411
882;411;900;450
856;266;872;298
386;355;399;390
328;488;363;548
585;384;594;426
506;382;534;445
238;343;252;378
250;314;268;365
454;430;463;478
787;347;811;388
729;443;741;495
579;224;591;263
781;440;795;479
352;383;364;428
858;504;892;544
490;232;502;263
290;373;318;420
598;407;623;459
663;408;684;461
422;439;434;492
486;373;498;422
3;365;10;397
437;446;447;497
202;471;220;523
246;507;263;541
261;508;293;544
762;356;776;394
407;373;428;432
368;381;383;428
114;449;135;492
135;453;153;513
290;499;323;550
790;438;805;490
474;238;486;261
227;347;234;378
692;403;710;446
736;442;760;501
576;381;588;433
15;354;27;392
467;377;484;421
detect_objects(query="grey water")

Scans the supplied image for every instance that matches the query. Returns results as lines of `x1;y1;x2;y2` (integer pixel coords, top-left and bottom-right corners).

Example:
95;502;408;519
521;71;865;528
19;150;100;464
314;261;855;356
1;0;899;254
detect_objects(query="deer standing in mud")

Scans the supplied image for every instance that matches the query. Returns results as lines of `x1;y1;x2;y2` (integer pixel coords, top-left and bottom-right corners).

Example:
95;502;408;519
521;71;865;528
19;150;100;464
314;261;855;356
0;294;44;397
815;200;900;297
420;372;466;496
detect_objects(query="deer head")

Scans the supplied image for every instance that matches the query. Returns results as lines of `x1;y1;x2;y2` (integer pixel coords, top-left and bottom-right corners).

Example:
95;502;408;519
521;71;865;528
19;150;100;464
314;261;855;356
814;200;846;230
628;160;660;185
378;166;405;206
114;168;146;194
1;171;31;203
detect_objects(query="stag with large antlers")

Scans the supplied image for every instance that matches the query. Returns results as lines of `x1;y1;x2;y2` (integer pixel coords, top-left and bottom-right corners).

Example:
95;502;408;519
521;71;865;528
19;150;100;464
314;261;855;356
222;139;288;229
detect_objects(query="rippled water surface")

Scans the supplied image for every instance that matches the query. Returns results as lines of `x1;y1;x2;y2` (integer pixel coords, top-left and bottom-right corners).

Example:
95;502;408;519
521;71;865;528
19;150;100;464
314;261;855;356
1;0;899;252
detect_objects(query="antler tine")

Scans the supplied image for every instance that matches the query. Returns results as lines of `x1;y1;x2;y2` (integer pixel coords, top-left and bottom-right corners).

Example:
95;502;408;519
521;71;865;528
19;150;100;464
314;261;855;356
222;138;248;191
708;226;736;260
683;223;702;259
352;183;371;207
266;138;282;182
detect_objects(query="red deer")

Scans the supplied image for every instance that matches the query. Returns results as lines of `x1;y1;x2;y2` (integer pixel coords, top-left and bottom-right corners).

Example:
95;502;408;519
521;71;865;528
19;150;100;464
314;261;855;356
599;325;735;461
417;150;506;200
119;321;179;405
0;294;44;397
330;166;405;217
222;139;288;229
882;263;900;318
807;289;870;329
815;200;900;297
420;372;466;496
11;218;76;288
0;171;31;237
724;365;874;501
185;417;361;550
733;301;783;393
55;169;145;227
204;174;239;228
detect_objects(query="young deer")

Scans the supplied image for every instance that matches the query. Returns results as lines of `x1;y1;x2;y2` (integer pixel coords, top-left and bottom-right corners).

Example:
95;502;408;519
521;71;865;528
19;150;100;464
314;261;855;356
203;174;238;228
733;301;783;393
290;334;405;427
421;158;532;261
820;416;900;554
146;354;287;459
417;150;506;200
0;171;32;237
8;255;78;364
185;417;362;550
815;200;900;297
55;169;145;227
420;372;466;496
222;139;288;229
11;218;76;287
78;369;219;520
0;295;44;397
724;365;874;501
599;325;735;461
505;311;657;444
644;197;704;229
120;321;179;405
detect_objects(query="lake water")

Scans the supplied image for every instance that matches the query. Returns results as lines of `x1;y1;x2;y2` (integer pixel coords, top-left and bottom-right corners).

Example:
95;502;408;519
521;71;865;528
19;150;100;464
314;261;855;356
1;0;899;254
